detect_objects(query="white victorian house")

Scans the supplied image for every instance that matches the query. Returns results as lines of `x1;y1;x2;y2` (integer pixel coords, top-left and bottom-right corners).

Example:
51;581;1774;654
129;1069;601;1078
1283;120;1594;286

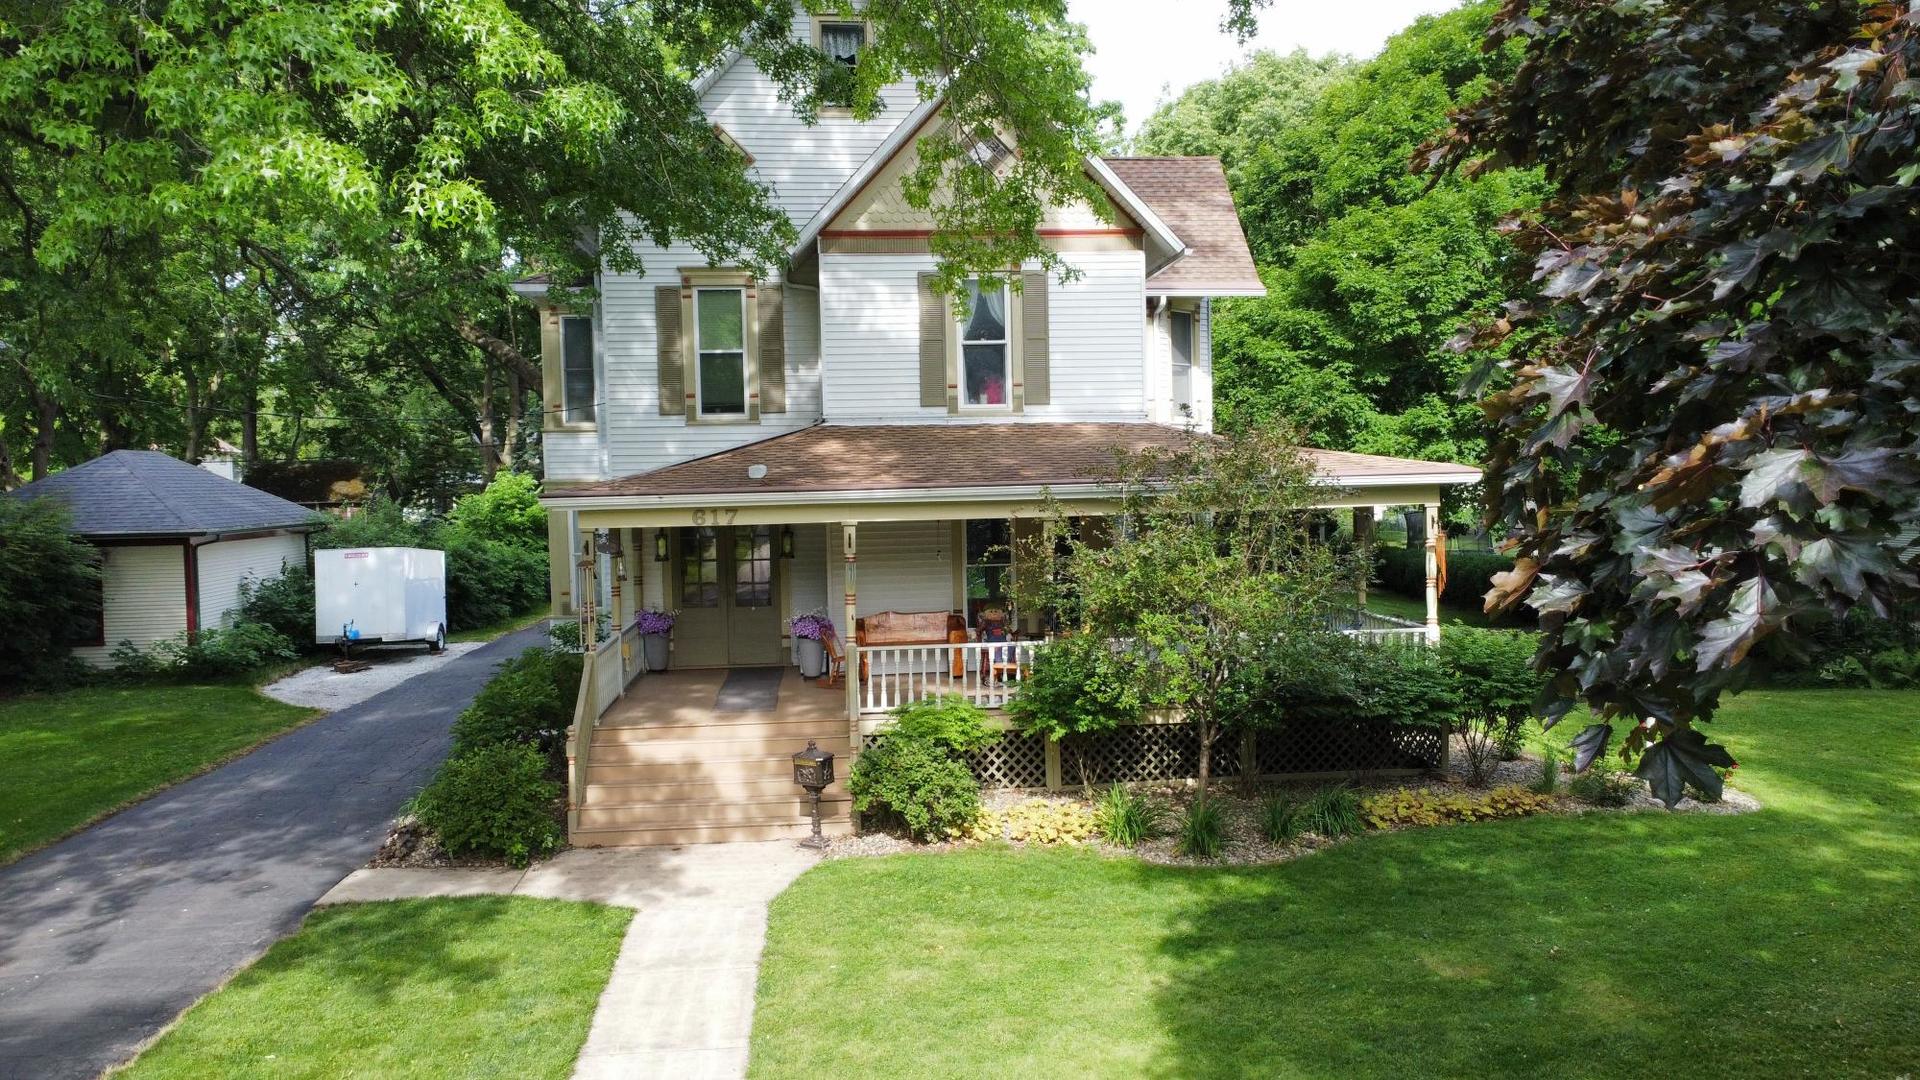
523;11;1479;844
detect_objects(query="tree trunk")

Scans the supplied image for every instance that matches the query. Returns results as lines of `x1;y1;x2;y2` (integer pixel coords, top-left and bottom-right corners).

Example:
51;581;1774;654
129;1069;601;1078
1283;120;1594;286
241;383;259;465
477;357;499;482
29;386;57;480
1196;719;1214;799
0;435;19;491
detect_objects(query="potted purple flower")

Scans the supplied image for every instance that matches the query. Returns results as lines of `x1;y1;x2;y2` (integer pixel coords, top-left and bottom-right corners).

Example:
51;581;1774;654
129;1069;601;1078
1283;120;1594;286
633;609;676;672
789;611;834;678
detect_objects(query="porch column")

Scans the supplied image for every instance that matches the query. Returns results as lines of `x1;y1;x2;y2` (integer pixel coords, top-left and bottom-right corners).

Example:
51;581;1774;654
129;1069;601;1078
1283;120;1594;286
842;522;860;750
577;529;599;649
547;511;574;618
611;529;632;676
1422;503;1441;643
1353;506;1375;610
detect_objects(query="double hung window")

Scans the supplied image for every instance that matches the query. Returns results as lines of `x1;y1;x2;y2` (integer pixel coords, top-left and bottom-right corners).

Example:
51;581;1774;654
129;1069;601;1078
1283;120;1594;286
561;316;596;425
694;288;747;417
961;279;1010;408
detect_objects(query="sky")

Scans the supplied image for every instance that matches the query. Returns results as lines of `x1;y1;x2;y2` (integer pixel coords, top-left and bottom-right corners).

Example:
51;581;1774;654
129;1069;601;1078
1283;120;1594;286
1067;0;1463;137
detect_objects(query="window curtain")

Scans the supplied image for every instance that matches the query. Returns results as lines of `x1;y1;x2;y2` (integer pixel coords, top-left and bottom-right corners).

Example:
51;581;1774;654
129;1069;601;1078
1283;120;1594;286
821;23;863;66
965;285;1007;341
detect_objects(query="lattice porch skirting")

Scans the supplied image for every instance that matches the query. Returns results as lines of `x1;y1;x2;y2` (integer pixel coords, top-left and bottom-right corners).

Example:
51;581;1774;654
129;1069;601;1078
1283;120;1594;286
862;719;1446;791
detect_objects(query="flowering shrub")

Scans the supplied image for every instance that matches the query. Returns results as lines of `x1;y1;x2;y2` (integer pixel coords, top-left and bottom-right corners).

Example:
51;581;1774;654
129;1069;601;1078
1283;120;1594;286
633;609;676;635
789;611;834;640
1361;785;1554;829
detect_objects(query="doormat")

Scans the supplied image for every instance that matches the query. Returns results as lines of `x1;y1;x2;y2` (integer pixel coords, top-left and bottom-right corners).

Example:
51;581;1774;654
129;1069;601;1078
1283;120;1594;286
715;667;784;713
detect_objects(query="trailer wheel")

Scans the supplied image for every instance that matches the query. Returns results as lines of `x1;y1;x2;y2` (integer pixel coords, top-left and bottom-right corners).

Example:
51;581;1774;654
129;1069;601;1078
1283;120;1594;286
429;625;446;654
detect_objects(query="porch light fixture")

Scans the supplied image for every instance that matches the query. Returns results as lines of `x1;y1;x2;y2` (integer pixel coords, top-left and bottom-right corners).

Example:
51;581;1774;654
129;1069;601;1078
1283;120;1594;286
653;531;669;562
779;525;795;559
792;741;835;849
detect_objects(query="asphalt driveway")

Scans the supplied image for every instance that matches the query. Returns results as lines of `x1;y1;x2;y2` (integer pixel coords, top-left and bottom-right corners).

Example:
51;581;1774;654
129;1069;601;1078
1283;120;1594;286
0;624;549;1079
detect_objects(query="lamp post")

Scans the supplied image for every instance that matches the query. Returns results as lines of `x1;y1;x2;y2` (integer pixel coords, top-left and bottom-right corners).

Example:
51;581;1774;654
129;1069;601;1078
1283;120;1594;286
791;740;835;849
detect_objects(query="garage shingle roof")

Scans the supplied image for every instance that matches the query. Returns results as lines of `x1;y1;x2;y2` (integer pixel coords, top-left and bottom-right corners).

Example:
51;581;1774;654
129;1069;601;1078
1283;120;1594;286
1102;157;1264;295
8;450;320;537
546;423;1478;500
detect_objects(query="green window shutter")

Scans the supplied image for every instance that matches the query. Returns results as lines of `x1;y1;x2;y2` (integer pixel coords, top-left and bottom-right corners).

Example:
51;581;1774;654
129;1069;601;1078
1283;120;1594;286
918;271;949;408
656;285;684;415
758;284;786;414
1022;270;1050;406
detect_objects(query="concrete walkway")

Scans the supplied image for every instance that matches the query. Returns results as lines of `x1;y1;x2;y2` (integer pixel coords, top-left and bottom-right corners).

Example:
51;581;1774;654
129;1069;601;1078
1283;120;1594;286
319;842;822;1080
0;625;548;1080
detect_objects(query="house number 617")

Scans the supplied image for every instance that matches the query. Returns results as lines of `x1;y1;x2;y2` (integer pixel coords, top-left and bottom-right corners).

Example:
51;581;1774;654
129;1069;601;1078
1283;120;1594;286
690;508;739;525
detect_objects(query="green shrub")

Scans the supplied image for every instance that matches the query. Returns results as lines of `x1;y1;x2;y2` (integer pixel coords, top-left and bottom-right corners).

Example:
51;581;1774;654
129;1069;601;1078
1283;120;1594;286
450;647;582;757
1177;798;1224;858
1007;633;1143;788
449;471;547;549
847;736;982;841
1361;785;1555;828
313;495;546;633
1438;627;1547;786
1532;750;1562;795
1259;793;1304;842
110;622;299;679
547;616;609;652
1570;769;1639;808
1375;545;1526;618
411;743;562;867
1298;784;1364;837
1095;784;1165;847
1243;631;1458;731
0;497;103;688
237;562;316;648
888;694;1001;753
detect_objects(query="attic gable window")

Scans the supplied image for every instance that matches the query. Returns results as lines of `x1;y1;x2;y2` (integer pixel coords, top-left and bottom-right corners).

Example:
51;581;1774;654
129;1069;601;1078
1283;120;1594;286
966;133;1012;171
820;22;865;68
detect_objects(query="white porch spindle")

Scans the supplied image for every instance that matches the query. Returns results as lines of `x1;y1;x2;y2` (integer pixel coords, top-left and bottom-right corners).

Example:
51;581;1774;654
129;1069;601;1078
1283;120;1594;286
1422;502;1442;644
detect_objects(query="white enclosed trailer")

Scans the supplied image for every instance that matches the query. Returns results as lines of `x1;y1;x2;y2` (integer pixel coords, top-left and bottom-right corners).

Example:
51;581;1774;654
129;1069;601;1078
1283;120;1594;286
314;547;448;651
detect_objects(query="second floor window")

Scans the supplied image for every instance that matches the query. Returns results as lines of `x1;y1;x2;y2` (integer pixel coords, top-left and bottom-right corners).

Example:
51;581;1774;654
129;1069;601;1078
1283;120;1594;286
695;287;747;416
962;279;1009;408
562;315;596;425
1170;309;1194;417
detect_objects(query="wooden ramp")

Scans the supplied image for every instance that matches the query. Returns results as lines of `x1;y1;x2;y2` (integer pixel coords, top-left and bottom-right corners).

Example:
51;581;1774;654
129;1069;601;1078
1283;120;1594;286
572;667;853;847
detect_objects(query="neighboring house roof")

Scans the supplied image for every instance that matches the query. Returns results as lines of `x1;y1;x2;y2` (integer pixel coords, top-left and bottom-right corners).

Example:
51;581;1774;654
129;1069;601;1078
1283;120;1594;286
544;423;1478;502
1101;157;1266;297
8;450;320;537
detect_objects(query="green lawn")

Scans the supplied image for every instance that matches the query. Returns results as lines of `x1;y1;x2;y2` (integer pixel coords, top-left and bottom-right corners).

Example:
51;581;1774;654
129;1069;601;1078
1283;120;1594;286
450;603;551;644
0;683;318;864
1367;587;1502;627
751;689;1920;1078
121;898;631;1079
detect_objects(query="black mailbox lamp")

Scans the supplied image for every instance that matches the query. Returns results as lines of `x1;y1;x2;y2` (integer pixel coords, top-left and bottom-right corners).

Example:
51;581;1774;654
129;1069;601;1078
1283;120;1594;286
792;740;835;849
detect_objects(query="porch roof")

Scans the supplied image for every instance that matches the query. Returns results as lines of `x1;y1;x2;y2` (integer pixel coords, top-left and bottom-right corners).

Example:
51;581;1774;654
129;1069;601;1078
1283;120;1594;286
543;422;1479;506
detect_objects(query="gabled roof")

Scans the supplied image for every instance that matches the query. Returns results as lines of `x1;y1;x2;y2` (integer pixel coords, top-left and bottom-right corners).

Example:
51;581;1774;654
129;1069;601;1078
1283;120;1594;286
544;423;1479;503
8;451;320;538
1101;157;1265;296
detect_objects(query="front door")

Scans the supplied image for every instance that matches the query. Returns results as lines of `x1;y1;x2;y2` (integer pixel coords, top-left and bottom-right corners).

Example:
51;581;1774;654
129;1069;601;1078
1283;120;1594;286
671;526;781;667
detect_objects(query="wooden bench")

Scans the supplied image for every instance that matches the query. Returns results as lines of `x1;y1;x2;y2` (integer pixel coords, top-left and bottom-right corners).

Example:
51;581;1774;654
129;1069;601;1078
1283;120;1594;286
854;610;968;679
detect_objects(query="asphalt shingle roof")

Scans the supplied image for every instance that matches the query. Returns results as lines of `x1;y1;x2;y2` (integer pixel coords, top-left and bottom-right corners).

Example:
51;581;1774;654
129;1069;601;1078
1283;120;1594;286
547;423;1478;500
1102;157;1265;294
8;451;321;537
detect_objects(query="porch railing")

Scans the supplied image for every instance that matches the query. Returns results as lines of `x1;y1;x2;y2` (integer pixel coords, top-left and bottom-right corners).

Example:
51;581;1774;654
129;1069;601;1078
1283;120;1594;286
1336;608;1430;647
859;640;1042;715
565;632;626;836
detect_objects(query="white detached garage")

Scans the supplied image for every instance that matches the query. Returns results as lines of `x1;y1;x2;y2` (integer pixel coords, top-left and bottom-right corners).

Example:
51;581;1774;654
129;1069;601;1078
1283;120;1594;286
8;451;320;666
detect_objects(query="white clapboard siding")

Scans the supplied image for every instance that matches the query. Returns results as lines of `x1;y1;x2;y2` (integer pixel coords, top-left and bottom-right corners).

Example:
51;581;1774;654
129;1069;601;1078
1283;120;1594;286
827;520;956;621
73;544;188;667
818;250;1148;423
544;430;604;482
196;533;307;630
787;523;830;663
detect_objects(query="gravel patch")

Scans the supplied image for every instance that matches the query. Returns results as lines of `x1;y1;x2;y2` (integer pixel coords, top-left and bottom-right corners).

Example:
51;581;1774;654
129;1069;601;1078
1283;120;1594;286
823;738;1760;867
261;642;485;711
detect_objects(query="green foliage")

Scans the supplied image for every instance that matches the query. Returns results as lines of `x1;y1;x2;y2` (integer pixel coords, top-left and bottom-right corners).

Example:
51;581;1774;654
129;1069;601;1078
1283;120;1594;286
237;563;316;648
1360;785;1553;829
110;623;298;680
313;497;544;632
1242;631;1457;732
1439;2;1920;803
1134;50;1351;184
0;497;102;687
847;737;983;843
1569;770;1638;809
1176;798;1224;859
411;743;562;868
449;473;546;550
1297;784;1364;838
1013;426;1369;796
1375;546;1522;617
1438;628;1548;785
1258;793;1305;843
1094;784;1165;847
1006;632;1141;743
887;695;1002;754
449;648;582;758
1532;751;1562;796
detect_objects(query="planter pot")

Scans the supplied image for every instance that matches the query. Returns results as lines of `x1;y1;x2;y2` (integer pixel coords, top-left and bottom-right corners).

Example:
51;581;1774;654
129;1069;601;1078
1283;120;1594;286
642;633;670;672
797;637;826;678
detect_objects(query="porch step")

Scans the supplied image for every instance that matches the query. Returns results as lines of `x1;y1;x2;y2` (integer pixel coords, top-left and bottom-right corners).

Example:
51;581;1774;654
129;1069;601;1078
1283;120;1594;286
589;715;842;743
584;776;841;803
571;818;854;848
585;755;804;785
588;732;850;764
576;792;852;830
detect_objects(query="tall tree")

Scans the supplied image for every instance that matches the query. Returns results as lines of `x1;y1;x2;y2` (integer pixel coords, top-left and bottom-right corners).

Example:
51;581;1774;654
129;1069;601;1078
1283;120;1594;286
1436;1;1919;803
1133;49;1351;184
